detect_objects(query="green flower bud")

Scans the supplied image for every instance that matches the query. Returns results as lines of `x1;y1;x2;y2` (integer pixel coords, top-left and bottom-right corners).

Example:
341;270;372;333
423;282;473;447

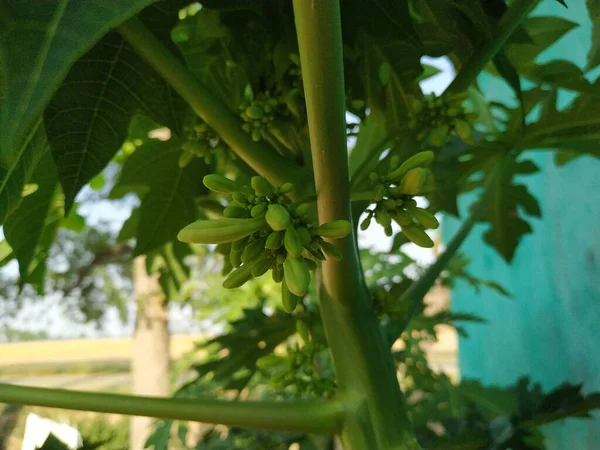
241;239;266;264
283;256;311;297
279;182;295;194
314;220;352;239
203;174;243;194
246;105;265;120
296;227;312;246
402;224;434;248
284;227;303;258
360;215;371;231
251;202;268;218
265;230;285;250
266;204;291;231
375;209;392;228
251;176;275;197
223;205;249;218
317;240;343;261
281;280;300;313
400;168;427;195
178;217;265;244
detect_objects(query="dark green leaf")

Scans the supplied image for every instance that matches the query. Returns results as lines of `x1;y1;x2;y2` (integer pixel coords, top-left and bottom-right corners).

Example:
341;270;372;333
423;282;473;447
520;86;600;151
192;307;297;391
493;51;524;126
342;0;421;50
4;151;61;292
522;60;600;96
481;155;541;261
117;207;141;243
348;115;390;183
587;0;600;70
504;16;578;66
44;1;188;212
0;119;48;225
417;64;442;82
0;240;13;268
0;0;155;160
410;0;476;60
37;433;70;450
144;420;173;450
361;32;423;130
116;138;207;255
554;149;600;166
459;380;517;416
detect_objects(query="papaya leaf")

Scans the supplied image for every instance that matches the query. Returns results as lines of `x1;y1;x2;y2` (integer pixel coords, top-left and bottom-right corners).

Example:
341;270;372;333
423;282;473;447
481;155;541;262
418;64;442;82
503;16;578;68
519;86;600;152
115;138;208;255
44;0;189;213
0;118;48;226
410;0;475;60
493;51;524;126
191;307;297;391
587;0;600;70
554;149;600;166
342;0;421;50
117;206;141;243
0;0;155;161
3;151;62;292
521;60;600;96
361;32;422;129
0;240;13;268
458;380;517;416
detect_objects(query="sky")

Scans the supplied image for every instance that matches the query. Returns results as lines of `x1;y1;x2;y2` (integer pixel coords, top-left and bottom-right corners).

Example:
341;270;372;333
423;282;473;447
1;56;454;340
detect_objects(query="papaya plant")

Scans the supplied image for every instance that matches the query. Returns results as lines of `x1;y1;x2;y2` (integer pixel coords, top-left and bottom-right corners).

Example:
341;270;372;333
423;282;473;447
1;0;600;449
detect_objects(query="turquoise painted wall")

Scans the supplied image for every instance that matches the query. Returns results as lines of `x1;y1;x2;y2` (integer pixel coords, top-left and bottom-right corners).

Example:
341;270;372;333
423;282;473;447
445;2;600;448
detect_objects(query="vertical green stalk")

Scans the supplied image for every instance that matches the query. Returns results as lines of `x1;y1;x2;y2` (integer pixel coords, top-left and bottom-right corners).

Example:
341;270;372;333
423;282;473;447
292;2;419;449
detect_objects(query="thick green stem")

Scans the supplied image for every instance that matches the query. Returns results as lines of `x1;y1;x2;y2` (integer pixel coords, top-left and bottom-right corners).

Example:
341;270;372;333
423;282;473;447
445;0;540;94
0;383;343;434
118;19;310;191
292;2;419;449
385;160;504;346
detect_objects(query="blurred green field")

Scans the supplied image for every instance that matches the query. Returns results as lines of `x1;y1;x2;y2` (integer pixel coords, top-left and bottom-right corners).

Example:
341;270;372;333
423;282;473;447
0;334;203;376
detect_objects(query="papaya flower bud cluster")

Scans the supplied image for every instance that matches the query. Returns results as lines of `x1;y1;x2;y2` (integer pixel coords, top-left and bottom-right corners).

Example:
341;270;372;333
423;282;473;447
408;92;477;147
362;151;439;248
179;118;229;168
239;91;283;142
178;175;352;313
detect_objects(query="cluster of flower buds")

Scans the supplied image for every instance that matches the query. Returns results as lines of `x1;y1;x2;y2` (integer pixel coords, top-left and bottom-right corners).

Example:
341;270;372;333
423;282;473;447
178;175;352;312
256;320;334;396
408;93;476;147
362;151;439;248
239;92;283;142
179;119;229;168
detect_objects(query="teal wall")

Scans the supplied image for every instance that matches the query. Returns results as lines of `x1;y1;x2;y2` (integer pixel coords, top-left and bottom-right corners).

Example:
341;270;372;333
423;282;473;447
445;2;600;448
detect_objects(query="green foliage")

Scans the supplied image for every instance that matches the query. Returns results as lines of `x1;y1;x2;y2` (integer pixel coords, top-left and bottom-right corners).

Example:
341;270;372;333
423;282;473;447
77;415;130;450
1;1;600;449
0;0;156;163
